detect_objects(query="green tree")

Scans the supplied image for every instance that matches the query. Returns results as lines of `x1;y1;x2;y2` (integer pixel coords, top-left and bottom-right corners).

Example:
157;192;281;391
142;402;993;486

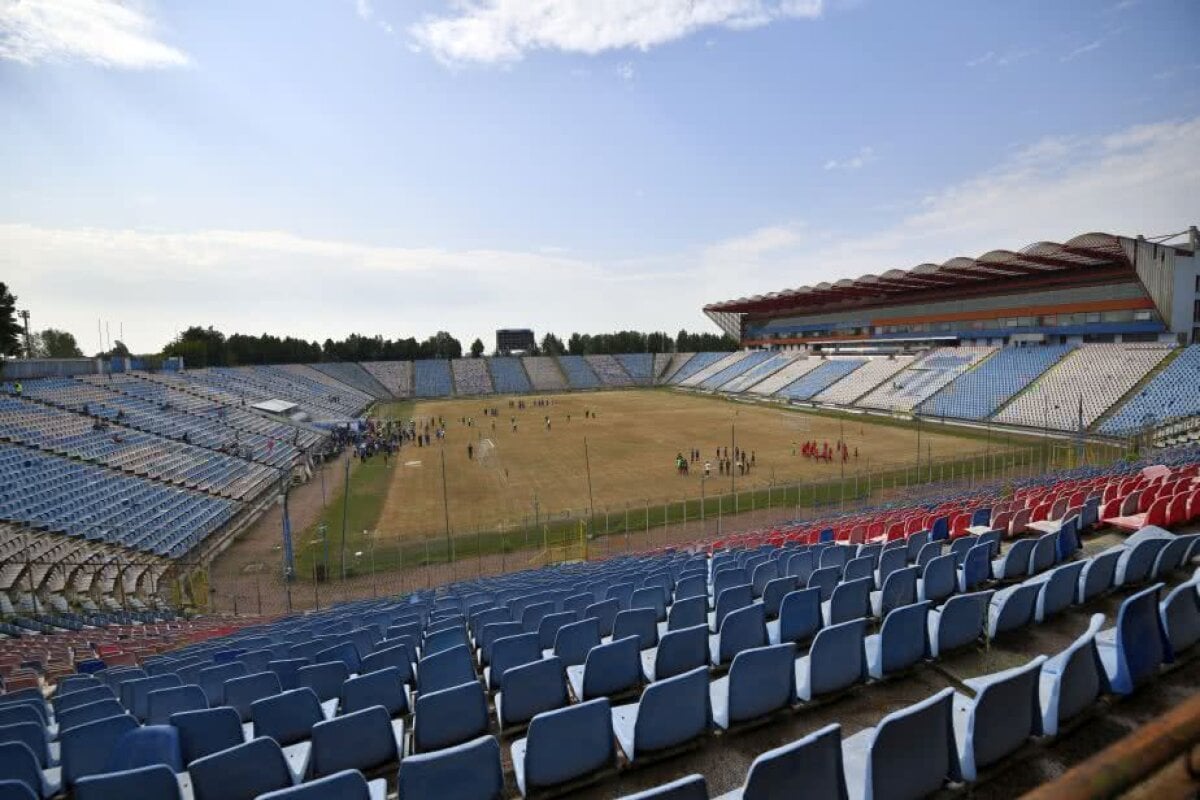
0;283;21;357
470;338;485;358
539;332;566;356
33;328;83;358
162;326;228;367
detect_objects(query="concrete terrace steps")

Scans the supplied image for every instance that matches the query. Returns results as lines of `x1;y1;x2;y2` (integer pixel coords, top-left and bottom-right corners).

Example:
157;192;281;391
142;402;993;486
717;352;802;394
812;355;916;406
1088;345;1184;433
915;346;1004;414
678;351;750;387
659;352;696;383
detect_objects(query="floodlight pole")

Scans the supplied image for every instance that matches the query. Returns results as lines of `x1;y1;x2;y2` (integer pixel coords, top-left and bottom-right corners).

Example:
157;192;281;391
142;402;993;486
583;437;596;539
339;455;350;580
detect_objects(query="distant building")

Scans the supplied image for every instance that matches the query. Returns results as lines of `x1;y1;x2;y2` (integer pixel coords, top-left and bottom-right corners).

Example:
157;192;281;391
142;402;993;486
496;328;537;355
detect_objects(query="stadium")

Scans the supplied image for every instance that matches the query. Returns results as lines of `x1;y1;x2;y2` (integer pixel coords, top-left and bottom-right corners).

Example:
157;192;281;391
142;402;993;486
3;0;1200;796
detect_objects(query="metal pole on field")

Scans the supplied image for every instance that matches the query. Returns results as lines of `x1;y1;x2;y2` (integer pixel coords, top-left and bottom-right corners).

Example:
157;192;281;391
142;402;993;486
440;449;452;561
583;437;596;540
340;455;350;581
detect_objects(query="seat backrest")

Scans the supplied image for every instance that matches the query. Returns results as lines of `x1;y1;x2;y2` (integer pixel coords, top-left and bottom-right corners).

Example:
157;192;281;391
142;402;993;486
56;698;125;736
310;705;398;778
337;667;405;717
991;584;1040;635
828;577;871;625
713;568;748;601
582;636;641;700
865;688;959;799
60;713;138;787
751;561;780;598
223;671;282;723
235;649;274;676
197;663;246;707
397;735;504;800
553;617;601;667
171;706;244;765
966;655;1046;771
413;680;489;753
632;666;711;754
762;576;799;619
266;658;307;691
0;706;41;733
478;622;523;665
960;544;991;590
920;554;956;604
188;736;294;800
1109;583;1167;694
583;599;620;637
0;742;41;800
74;763;182;800
616;774;709;800
1038;561;1086;621
146;684;207;726
120;674;182;721
313;642;362;675
878;567;918;618
1029;534;1058;575
253;769;373;800
779;587;822;645
806;567;840;603
489;633;541;691
998;538;1036;579
417;645;476;695
673;575;706;602
1161;574;1200;657
497;656;567;727
298;660;349;702
1048;614;1106;732
521;698;613;790
53;685;115;716
359;642;414;684
653;624;708;681
931;590;993;657
630;588;667;622
106;725;183;774
250;687;324;748
612;609;658;652
808;618;867;697
520;602;556;635
727;643;796;724
1078;549;1121;603
878;601;930;676
819;545;850;573
785;551;814;583
536;612;577;651
716;602;767;664
0;722;49;769
877;548;907;588
842;556;874;585
740;722;846;799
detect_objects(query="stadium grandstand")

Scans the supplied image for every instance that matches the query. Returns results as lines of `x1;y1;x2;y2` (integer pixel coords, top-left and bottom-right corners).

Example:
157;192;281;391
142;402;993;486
1;228;1198;800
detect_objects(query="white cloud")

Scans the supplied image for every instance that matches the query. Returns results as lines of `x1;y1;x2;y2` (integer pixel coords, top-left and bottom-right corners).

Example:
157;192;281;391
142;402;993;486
615;61;634;81
967;48;1033;68
409;0;823;65
355;0;373;20
0;0;189;68
1061;39;1104;62
823;145;875;171
6;117;1199;353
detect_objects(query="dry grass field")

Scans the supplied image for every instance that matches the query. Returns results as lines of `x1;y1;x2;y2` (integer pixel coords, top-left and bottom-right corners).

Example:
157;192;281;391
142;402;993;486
370;389;998;541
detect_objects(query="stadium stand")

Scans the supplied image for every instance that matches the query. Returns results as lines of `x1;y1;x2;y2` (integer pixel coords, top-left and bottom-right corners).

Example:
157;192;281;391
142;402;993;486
360;361;413;398
698;351;774;390
167;367;371;421
412;360;454;398
1101;344;1200;434
486;357;533;394
556;356;602;389
307;363;393;400
812;356;915;405
5;447;1196;799
450;359;494;396
615;353;654;386
857;347;996;413
679;352;751;388
919;345;1076;421
743;356;823;396
585;355;634;387
995;344;1175;432
658;352;694;382
521;357;569;391
775;359;866;401
717;352;797;393
665;352;724;385
0;394;276;500
14;378;301;470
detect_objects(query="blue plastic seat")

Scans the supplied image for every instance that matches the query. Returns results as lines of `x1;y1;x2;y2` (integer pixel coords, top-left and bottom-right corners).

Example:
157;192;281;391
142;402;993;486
842;688;959;800
768;588;821;646
396;734;504;800
250;685;324;775
612;609;659;652
417;645;475;695
953;656;1046;781
566;636;642;701
550;617;600;666
865;601;930;680
254;769;385;800
105;725;183;773
917;554;955;604
926;590;992;658
55;698;124;737
806;568;840;603
478;623;522;665
842;557;874;585
52;686;114;717
794;618;867;702
709;602;767;667
235;649;274;676
146;684;207;726
1097;583;1168;695
412;680;489;753
119;675;182;722
720;723;845;800
870;566;917;619
1076;549;1120;603
611;666;710;762
223;671;282;722
1113;534;1169;587
709;643;796;730
584;599;621;638
485;633;540;692
310;705;401;778
750;562;780;599
643;624;708;682
957;542;992;589
1160;568;1200;659
0;708;42;737
762;576;798;619
1030;561;1086;622
0;724;53;769
0;742;60;799
268;659;308;692
823;577;872;626
58;713;137;789
987;583;1040;637
313;642;362;675
666;596;707;633
496;656;568;729
536;612;577;651
74;764;181;800
197;662;247;707
511;698;613;796
616;774;708;800
360;643;415;685
630;588;668;622
171;706;244;766
188;736;294;800
1039;614;1105;737
710;584;753;633
298;661;349;705
874;548;906;590
785;551;814;583
339;667;408;717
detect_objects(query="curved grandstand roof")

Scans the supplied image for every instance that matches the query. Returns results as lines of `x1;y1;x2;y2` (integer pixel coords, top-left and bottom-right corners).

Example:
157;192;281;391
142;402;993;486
704;232;1133;314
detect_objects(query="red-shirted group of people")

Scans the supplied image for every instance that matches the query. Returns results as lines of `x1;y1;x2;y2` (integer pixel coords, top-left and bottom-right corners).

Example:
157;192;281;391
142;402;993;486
801;439;857;463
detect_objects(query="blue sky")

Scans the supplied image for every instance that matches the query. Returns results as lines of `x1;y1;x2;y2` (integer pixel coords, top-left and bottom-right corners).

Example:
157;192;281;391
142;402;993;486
2;0;1199;354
